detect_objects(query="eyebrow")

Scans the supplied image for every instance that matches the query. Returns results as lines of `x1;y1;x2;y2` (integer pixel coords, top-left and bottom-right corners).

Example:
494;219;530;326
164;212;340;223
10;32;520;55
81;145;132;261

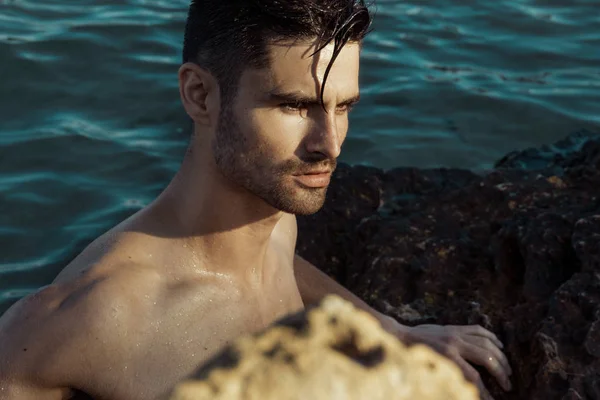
267;89;361;107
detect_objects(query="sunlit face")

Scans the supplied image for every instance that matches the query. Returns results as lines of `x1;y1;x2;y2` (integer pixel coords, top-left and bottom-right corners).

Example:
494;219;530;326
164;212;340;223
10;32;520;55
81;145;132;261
212;39;361;215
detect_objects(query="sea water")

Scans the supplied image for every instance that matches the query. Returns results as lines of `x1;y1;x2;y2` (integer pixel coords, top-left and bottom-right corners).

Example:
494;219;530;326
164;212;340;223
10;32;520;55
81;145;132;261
0;0;599;313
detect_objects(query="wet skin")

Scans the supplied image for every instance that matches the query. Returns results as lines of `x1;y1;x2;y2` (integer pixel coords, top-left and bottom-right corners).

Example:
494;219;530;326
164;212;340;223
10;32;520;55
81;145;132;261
0;40;359;400
0;38;511;400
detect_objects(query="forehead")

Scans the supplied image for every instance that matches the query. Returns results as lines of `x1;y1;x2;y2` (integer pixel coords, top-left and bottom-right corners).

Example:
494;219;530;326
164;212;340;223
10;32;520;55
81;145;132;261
243;40;361;99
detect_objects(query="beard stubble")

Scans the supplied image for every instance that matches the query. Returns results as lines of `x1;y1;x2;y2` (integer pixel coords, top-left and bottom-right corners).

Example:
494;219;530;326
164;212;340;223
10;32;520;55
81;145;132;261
212;103;336;216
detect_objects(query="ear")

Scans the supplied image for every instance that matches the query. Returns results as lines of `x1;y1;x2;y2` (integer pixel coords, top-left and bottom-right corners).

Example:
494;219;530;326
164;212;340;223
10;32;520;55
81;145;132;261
178;62;220;127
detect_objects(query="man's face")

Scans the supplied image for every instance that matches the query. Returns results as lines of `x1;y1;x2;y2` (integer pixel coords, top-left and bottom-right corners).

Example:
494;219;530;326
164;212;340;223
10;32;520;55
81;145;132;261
212;40;361;215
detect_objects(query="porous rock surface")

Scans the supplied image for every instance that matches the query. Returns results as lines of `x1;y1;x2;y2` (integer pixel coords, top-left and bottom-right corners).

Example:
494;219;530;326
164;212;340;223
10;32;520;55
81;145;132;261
296;130;600;400
169;295;479;400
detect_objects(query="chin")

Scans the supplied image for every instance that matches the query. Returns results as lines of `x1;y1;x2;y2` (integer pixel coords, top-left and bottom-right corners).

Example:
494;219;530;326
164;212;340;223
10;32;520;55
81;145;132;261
289;203;325;216
276;186;328;216
249;175;329;215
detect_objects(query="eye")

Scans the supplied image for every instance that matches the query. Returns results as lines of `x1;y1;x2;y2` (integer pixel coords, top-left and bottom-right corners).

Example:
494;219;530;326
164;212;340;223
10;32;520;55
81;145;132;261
280;102;305;112
336;104;356;114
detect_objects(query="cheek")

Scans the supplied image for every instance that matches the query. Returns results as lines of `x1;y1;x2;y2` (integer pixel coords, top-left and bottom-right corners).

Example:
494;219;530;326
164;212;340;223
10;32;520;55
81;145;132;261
247;109;308;156
337;116;349;142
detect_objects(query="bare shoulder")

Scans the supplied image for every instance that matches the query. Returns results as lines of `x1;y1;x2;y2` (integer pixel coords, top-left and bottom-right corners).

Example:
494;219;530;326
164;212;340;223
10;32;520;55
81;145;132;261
52;223;160;284
0;264;162;395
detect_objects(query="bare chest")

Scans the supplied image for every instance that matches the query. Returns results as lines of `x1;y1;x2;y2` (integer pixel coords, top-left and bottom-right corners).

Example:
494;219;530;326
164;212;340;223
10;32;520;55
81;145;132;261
91;270;303;400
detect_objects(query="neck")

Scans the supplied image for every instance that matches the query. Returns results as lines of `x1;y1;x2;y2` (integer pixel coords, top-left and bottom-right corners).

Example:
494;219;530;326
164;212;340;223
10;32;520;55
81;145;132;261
147;140;283;280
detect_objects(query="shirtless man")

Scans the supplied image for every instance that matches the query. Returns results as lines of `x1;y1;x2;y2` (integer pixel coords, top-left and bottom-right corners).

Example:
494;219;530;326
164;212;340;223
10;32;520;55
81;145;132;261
0;1;512;399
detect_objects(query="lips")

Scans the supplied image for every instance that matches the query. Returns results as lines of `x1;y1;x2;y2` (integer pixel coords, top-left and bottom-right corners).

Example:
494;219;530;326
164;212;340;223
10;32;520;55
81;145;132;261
297;170;332;176
293;171;332;188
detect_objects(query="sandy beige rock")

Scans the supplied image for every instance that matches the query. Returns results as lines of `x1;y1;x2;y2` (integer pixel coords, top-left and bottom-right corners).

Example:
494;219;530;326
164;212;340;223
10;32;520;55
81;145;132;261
169;295;480;400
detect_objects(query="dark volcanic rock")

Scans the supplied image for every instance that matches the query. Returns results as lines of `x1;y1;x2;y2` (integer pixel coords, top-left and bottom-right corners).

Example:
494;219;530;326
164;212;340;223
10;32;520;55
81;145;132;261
296;129;600;400
296;164;384;282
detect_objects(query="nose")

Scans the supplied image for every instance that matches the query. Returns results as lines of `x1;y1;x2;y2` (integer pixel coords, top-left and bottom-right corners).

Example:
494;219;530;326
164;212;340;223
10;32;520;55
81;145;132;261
304;112;342;160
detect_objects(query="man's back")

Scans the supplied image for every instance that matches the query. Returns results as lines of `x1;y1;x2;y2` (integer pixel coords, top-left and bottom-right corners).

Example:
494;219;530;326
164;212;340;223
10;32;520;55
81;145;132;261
0;213;303;400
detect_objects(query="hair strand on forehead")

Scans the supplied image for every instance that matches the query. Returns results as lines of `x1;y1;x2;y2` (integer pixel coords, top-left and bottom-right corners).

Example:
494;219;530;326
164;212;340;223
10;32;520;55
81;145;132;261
182;0;374;111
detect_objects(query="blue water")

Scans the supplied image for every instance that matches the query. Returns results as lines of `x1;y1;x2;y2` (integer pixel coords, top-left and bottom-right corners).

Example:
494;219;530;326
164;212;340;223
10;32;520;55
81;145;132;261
1;0;599;314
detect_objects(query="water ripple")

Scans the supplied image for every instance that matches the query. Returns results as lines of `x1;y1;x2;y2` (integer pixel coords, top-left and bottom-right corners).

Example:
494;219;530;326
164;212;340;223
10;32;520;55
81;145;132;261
1;0;599;314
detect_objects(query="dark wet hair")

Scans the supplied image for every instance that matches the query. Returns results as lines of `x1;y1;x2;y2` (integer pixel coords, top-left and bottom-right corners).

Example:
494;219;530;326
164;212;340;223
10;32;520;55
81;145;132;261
182;0;373;110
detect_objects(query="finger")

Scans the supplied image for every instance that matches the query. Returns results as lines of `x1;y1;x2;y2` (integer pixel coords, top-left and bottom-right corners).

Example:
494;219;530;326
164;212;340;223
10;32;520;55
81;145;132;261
457;339;512;392
480;385;494;400
466;335;513;376
458;325;504;349
447;350;490;398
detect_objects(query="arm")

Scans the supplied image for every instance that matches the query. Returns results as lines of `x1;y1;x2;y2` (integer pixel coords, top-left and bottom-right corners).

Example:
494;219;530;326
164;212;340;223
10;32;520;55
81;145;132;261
287;214;511;396
293;254;512;398
0;276;141;400
293;254;408;336
0;286;77;399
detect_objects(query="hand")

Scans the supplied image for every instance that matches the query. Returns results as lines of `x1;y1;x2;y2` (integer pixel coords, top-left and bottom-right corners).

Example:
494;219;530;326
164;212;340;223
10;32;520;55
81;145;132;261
396;323;513;399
